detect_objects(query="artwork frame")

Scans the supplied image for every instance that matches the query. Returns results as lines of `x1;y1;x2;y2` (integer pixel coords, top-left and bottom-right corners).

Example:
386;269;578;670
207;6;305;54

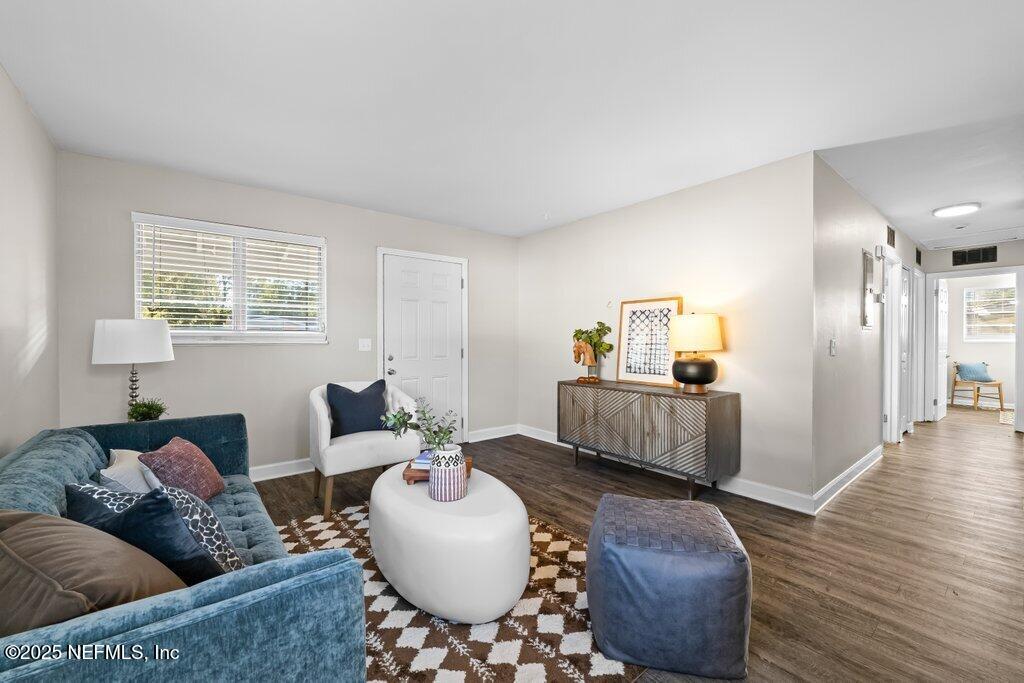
615;296;683;387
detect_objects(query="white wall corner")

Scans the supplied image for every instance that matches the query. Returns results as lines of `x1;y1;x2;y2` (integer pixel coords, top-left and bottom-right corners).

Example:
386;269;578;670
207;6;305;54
811;444;883;514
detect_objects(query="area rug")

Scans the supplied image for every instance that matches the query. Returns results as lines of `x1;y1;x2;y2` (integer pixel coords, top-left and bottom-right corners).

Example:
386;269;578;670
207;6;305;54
279;505;641;682
999;410;1015;425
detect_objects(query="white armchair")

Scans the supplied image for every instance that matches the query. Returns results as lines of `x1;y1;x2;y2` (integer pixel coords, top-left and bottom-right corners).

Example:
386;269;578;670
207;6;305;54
309;382;420;517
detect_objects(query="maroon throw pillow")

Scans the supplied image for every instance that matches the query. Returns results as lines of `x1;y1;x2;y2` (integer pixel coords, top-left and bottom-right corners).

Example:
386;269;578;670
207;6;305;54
139;437;225;501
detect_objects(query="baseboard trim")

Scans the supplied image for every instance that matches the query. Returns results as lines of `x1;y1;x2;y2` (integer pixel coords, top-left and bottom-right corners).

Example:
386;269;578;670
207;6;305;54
466;424;519;442
716;476;815;515
515;424;564;446
811;444;883;515
250;458;313;483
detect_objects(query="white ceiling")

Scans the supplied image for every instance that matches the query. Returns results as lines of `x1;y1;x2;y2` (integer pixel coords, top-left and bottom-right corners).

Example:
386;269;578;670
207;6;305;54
2;1;1024;236
819;115;1024;250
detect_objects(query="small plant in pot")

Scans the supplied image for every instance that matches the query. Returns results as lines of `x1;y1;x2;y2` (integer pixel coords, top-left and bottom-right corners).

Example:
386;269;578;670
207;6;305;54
127;398;168;422
383;399;467;502
572;321;614;383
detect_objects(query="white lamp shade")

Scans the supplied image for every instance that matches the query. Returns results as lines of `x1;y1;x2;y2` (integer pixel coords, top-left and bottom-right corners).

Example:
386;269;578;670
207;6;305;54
92;319;174;365
669;313;723;353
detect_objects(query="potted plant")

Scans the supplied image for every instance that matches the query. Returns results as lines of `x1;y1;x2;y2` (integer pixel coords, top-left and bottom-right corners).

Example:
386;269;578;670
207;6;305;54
572;321;614;382
383;399;466;502
127;398;168;422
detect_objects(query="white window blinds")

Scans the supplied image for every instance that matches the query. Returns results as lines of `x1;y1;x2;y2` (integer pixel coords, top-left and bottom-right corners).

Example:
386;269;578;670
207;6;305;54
963;286;1015;342
133;212;326;343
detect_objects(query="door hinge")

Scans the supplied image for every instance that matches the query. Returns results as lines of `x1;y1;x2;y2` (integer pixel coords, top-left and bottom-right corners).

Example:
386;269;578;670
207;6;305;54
933;398;938;406
461;417;464;428
461;277;465;289
461;348;464;359
883;414;888;423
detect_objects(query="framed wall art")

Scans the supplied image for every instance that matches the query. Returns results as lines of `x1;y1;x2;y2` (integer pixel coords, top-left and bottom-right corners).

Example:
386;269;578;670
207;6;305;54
615;296;683;386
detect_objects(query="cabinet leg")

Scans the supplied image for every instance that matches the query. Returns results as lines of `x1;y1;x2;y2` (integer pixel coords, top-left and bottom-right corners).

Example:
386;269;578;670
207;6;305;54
573;446;579;466
685;476;696;501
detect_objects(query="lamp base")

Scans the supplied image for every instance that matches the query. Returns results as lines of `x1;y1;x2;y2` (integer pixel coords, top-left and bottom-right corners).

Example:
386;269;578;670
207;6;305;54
672;357;718;394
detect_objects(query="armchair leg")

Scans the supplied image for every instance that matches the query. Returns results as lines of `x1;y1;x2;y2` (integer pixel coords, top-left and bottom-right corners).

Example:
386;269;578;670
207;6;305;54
312;469;322;500
999;384;1005;411
322;476;335;519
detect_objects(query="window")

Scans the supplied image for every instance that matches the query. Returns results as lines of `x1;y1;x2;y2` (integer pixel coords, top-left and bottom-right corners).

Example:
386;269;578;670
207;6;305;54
963;285;1015;342
133;212;326;343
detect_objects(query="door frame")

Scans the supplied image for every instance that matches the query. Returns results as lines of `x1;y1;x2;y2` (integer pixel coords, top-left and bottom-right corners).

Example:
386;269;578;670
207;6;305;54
923;264;1024;432
879;245;903;443
912;267;927;423
376;247;470;439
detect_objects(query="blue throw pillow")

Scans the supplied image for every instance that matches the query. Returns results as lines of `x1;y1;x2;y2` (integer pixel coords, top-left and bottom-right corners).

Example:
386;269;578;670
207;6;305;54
958;362;993;382
65;484;225;586
327;380;388;438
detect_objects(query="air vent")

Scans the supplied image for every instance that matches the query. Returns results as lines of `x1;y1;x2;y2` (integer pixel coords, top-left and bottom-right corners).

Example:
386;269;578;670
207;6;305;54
951;245;997;266
916;248;922;266
887;226;896;248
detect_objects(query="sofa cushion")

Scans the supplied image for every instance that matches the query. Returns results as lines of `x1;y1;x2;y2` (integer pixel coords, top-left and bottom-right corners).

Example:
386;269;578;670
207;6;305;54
206;475;288;565
0;429;107;516
0;509;185;637
66;485;225;586
327;380;388;437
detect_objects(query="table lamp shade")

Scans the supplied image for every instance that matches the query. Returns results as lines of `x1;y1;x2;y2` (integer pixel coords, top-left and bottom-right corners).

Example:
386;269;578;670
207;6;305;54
92;319;174;365
669;313;722;353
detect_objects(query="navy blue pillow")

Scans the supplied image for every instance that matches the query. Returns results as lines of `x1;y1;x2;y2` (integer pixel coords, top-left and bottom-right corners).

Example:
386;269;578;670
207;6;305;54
327;380;388;438
65;485;224;586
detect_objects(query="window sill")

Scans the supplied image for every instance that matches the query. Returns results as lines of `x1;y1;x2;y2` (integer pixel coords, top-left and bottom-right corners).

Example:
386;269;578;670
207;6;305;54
170;332;328;346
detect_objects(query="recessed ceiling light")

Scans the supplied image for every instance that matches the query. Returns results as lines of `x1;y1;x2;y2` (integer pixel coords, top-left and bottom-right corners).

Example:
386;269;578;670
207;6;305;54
933;202;980;218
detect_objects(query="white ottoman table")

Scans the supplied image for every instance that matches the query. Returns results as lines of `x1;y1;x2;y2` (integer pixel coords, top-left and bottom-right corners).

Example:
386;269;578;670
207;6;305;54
369;462;530;624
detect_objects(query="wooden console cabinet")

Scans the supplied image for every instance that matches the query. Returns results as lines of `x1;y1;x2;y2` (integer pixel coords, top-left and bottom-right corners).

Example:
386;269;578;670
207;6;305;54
556;380;740;498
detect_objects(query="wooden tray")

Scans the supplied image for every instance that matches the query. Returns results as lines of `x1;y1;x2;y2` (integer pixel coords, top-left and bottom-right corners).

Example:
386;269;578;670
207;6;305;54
402;456;473;485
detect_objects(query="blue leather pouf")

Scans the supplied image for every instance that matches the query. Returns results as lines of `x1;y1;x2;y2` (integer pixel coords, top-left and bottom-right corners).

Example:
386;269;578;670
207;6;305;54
587;494;751;678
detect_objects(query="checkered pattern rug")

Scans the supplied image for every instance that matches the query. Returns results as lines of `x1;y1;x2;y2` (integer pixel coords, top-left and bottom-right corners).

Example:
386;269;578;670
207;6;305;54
278;505;641;681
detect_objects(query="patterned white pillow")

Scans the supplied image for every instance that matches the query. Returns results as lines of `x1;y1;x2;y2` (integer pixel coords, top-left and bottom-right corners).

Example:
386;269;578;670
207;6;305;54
69;482;246;572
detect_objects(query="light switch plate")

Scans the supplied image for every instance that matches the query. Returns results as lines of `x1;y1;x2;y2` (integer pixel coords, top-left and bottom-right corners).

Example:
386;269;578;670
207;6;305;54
358;338;372;352
829;339;838;357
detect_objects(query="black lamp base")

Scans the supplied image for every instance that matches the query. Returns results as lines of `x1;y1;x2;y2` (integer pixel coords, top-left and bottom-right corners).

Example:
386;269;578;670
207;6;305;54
672;357;718;394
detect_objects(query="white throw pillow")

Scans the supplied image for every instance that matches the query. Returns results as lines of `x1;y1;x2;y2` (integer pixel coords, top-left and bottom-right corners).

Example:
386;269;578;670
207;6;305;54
100;448;161;492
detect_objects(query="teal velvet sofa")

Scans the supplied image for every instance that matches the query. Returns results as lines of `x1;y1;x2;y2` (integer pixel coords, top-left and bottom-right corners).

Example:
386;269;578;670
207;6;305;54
0;414;366;681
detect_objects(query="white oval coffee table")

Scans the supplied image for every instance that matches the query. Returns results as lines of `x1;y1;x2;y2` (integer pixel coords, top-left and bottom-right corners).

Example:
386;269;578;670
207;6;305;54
369;462;530;624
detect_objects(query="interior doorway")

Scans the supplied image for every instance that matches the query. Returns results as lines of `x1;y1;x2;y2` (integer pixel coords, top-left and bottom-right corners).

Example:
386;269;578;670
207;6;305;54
924;266;1024;432
880;246;926;443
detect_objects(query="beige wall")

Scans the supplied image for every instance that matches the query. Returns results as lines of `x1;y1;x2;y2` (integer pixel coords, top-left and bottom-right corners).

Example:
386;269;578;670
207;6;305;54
922;241;1024;273
517;153;817;496
945;273;1015;406
0;66;58;453
56;153;517;468
811;155;920;491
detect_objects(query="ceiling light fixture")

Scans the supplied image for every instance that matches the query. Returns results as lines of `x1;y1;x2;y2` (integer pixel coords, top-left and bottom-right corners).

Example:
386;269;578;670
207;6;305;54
933;202;980;218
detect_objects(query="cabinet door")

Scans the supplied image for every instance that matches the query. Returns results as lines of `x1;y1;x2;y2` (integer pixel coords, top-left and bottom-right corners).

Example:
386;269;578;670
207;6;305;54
558;384;600;450
595;388;643;459
642;395;708;478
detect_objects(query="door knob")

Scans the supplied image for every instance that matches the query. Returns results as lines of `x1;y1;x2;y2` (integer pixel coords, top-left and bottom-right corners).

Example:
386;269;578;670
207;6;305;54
386;368;396;375
387;354;394;361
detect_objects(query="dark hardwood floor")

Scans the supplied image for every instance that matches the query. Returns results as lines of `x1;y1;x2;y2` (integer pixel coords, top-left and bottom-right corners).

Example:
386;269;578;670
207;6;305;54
256;406;1024;681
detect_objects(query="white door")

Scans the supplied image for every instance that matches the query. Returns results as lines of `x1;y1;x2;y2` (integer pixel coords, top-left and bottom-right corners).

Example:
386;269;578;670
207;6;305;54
935;279;949;421
382;253;465;441
899;267;912;433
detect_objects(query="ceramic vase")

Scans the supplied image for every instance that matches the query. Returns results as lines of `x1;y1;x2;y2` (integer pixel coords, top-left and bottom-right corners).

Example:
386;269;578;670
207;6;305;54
429;444;467;502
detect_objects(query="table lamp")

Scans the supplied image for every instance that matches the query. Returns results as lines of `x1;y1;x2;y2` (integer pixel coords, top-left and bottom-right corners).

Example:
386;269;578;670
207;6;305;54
92;319;174;405
669;313;722;394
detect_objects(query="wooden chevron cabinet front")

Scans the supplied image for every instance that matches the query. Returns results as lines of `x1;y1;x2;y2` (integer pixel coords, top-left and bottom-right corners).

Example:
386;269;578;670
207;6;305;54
557;380;740;498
